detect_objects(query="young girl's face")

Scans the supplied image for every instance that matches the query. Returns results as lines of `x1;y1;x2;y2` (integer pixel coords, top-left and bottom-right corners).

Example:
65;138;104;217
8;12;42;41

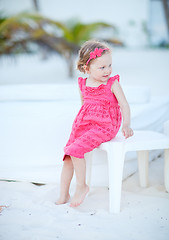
87;52;112;83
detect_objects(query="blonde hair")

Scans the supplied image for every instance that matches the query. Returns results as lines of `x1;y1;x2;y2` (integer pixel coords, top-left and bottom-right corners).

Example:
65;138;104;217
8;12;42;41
77;40;111;73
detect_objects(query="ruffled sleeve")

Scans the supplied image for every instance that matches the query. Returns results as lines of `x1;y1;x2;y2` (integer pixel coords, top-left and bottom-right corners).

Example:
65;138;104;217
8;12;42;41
107;74;120;87
114;74;120;82
78;77;85;92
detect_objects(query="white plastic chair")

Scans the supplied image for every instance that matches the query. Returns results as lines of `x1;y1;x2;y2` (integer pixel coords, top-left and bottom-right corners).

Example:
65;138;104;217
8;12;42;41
86;127;169;213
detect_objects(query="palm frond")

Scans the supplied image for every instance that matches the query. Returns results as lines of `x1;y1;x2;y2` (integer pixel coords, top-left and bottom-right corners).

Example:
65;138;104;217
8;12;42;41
71;22;116;44
0;12;72;37
0;12;123;77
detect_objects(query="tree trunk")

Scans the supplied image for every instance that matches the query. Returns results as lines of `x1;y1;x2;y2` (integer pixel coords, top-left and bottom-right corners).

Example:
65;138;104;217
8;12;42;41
162;0;169;39
65;53;75;78
68;56;74;78
32;0;40;11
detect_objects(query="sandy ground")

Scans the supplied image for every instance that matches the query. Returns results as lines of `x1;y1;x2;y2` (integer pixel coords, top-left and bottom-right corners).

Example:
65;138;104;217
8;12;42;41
0;156;169;240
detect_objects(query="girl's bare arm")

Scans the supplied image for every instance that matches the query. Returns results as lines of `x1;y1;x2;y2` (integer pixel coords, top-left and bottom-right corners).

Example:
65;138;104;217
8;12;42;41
111;80;133;138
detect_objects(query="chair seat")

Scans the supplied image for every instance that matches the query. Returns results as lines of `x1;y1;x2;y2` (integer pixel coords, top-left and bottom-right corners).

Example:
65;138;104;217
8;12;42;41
87;129;169;213
99;130;169;152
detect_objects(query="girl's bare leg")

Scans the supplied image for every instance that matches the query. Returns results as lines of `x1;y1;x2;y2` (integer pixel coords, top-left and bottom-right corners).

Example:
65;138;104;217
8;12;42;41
70;156;89;207
56;156;74;204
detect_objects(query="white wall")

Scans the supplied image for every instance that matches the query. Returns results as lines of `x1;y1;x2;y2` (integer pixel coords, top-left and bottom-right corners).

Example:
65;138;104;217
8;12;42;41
111;48;169;96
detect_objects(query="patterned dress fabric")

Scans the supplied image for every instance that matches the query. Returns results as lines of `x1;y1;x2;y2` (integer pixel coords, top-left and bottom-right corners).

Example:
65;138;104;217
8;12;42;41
63;75;122;159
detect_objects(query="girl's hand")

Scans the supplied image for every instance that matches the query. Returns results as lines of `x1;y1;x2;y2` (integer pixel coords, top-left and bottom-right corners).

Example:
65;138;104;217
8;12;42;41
122;126;134;139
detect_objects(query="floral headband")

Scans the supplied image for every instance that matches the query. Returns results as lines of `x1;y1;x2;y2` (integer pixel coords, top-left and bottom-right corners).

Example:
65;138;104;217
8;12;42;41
86;47;109;65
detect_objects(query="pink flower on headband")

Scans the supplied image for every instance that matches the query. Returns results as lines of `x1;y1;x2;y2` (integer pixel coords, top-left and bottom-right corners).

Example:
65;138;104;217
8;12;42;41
86;48;109;65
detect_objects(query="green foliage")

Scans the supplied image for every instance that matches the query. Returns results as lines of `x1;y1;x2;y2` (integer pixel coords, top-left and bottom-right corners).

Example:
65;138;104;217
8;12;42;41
63;19;116;44
0;12;122;76
0;12;76;55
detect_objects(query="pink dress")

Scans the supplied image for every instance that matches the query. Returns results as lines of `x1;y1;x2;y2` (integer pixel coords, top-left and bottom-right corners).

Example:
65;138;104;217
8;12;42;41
63;74;122;159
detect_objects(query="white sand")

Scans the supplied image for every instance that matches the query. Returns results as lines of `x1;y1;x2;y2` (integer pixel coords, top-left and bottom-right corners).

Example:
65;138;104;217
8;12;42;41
0;156;169;240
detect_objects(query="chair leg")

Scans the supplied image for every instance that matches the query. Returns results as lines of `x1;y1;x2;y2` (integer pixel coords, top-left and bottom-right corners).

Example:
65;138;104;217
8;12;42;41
137;150;149;187
85;151;93;187
106;143;125;213
164;148;169;193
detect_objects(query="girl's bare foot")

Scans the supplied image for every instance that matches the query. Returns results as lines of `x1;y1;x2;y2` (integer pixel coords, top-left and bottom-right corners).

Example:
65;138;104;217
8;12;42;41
55;194;70;205
70;184;89;207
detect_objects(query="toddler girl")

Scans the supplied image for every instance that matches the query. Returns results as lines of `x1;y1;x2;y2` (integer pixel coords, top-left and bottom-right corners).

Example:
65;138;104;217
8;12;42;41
56;40;133;207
